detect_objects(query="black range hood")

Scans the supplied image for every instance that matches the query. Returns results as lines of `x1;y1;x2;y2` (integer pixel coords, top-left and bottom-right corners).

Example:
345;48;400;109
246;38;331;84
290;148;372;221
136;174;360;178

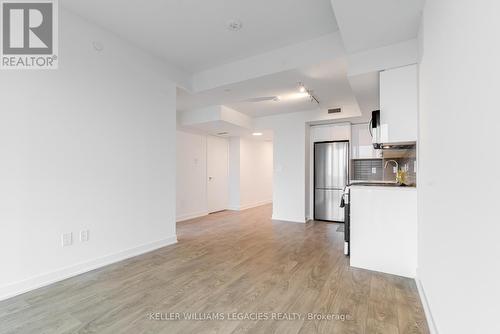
379;142;416;150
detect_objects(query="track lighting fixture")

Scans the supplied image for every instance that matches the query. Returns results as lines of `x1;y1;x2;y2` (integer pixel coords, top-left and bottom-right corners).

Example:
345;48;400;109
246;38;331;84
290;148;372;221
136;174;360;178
297;82;319;105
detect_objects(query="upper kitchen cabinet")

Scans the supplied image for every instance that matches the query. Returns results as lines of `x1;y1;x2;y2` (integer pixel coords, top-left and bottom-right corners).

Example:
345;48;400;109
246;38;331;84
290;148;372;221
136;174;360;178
379;64;418;143
310;123;351;143
351;123;381;159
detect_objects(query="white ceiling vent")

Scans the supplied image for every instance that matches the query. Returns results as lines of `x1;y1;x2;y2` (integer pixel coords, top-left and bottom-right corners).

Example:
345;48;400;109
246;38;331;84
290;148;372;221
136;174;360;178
328;108;342;114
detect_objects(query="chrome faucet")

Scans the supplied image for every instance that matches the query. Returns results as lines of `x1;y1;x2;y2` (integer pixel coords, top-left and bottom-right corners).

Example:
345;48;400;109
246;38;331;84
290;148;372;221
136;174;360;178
384;160;399;171
384;160;399;182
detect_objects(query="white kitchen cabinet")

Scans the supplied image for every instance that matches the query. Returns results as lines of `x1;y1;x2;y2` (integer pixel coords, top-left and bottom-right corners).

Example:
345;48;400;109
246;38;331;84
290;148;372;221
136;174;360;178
349;186;417;278
310;123;351;143
380;64;418;143
350;123;381;159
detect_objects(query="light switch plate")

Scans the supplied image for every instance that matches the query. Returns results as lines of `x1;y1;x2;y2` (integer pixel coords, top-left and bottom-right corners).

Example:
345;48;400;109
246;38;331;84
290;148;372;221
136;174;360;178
62;233;72;247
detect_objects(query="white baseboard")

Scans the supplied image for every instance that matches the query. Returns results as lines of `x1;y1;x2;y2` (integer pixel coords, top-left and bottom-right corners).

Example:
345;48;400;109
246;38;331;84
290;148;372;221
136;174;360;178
239;199;273;211
0;235;178;302
415;273;439;334
226;200;272;211
271;215;306;224
176;211;208;222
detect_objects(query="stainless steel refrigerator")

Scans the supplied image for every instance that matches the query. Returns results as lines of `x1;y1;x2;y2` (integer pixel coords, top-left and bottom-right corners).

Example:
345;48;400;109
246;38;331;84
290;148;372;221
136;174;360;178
314;141;349;222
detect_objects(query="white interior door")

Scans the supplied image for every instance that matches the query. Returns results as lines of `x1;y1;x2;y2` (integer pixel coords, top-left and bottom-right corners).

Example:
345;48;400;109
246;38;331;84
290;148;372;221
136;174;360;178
207;136;229;213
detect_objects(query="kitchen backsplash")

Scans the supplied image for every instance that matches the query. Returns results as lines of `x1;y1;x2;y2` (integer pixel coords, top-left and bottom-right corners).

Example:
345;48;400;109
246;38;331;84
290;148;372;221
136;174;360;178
352;157;417;185
352;159;383;181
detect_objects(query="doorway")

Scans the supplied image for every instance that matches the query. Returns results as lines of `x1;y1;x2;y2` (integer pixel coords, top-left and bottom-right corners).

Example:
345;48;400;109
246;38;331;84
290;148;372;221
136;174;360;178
207;136;229;213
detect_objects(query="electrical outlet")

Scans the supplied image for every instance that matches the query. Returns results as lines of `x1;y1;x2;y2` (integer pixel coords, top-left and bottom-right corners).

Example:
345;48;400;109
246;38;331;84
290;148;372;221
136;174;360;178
80;230;90;242
61;233;72;247
371;167;377;174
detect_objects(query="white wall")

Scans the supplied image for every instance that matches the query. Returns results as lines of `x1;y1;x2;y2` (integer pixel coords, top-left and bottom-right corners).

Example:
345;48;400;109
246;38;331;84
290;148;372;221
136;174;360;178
239;139;273;210
228;137;241;210
0;9;177;300
256;112;308;223
176;131;208;221
305;126;311;221
255;109;354;223
227;137;273;210
418;1;500;333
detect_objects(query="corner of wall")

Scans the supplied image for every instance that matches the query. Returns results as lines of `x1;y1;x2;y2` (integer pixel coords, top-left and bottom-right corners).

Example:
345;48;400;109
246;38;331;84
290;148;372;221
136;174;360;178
415;270;439;334
271;214;307;224
176;211;209;222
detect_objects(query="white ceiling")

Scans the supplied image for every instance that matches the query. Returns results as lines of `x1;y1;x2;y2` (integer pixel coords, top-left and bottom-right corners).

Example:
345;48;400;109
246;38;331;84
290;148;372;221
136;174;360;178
330;0;425;53
177;59;362;118
63;0;338;73
62;0;421;125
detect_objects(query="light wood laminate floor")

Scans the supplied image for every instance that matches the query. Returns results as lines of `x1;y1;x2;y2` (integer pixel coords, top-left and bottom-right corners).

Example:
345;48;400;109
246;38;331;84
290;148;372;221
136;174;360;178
0;205;429;334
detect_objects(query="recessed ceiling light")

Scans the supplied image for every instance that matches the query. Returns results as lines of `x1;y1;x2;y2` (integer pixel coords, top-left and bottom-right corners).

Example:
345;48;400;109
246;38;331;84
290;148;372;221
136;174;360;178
252;132;263;136
227;19;243;31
